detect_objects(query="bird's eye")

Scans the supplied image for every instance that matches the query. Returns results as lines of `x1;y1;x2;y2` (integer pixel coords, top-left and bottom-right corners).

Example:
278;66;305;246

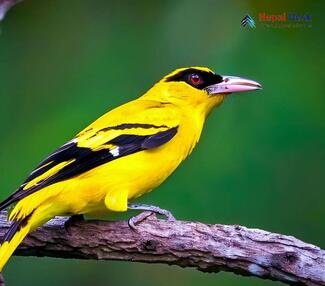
188;73;203;86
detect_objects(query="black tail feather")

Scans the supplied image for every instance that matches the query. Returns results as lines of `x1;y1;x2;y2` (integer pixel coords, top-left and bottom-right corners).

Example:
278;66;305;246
1;214;32;244
0;196;16;212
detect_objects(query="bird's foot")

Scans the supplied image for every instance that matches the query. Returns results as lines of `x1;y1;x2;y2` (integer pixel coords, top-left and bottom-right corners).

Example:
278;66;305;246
128;211;153;230
127;203;176;231
64;214;85;233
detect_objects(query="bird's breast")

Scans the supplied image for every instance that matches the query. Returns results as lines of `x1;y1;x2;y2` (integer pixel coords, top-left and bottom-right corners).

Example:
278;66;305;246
62;111;205;210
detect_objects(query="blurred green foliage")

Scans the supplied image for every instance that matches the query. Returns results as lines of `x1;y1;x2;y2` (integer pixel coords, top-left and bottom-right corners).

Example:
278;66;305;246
0;0;324;285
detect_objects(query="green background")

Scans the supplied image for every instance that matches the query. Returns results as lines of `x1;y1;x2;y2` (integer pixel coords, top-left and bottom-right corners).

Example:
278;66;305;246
0;0;324;285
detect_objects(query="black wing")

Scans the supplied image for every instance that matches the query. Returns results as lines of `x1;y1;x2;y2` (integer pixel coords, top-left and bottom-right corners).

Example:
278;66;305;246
0;127;178;211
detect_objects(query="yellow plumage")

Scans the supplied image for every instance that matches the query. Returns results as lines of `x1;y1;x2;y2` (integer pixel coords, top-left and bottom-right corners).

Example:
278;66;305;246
0;67;261;272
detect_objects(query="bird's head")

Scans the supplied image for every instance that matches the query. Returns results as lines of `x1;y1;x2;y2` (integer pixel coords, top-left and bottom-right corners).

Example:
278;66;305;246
143;67;262;116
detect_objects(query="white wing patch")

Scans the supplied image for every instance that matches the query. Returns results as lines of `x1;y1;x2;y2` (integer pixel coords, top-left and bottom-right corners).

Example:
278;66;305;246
109;147;120;157
63;138;78;146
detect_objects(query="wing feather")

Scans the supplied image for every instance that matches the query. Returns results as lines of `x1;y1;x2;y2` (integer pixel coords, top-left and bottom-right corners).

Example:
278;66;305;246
0;100;179;211
0;125;178;211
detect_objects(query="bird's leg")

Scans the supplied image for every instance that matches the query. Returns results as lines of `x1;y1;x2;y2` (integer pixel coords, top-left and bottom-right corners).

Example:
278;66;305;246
127;203;176;230
64;214;85;232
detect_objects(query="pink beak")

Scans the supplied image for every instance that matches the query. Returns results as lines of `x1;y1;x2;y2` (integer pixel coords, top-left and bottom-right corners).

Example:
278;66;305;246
205;75;262;95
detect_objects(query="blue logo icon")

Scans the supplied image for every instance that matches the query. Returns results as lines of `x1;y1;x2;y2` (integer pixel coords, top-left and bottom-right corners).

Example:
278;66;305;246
241;15;256;28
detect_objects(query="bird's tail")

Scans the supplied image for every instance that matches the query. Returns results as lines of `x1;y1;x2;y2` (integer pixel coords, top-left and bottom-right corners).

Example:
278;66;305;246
0;214;33;271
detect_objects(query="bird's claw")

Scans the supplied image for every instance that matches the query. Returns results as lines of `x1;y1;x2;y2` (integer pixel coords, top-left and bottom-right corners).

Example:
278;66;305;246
156;209;176;222
128;211;153;231
127;203;176;231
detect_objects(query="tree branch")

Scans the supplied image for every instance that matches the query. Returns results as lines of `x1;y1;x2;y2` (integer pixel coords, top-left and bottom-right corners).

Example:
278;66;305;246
0;0;22;21
0;211;324;285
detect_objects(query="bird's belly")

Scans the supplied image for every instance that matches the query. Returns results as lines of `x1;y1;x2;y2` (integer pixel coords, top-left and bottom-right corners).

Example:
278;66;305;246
92;146;184;199
56;128;197;215
11;147;184;219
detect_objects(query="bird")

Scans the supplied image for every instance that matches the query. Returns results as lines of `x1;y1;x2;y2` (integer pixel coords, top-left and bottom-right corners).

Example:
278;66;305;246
0;66;261;272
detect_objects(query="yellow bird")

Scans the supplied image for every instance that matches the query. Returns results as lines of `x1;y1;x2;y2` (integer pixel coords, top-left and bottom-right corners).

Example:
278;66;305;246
0;67;261;271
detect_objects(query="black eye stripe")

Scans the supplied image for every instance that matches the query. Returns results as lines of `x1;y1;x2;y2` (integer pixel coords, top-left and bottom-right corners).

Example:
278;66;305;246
164;68;223;90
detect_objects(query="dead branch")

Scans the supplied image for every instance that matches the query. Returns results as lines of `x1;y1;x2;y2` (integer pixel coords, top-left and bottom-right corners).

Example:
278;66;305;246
0;211;324;285
0;0;22;21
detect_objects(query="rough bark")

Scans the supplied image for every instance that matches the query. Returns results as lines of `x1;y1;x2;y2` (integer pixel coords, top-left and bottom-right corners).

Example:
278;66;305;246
0;211;324;285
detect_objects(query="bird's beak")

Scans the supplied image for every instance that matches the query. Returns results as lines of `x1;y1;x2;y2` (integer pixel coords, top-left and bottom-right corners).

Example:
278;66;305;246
205;76;262;95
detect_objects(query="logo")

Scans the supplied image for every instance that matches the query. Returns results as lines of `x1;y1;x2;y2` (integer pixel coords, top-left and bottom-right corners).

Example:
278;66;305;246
241;15;256;28
258;12;312;28
241;12;312;29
